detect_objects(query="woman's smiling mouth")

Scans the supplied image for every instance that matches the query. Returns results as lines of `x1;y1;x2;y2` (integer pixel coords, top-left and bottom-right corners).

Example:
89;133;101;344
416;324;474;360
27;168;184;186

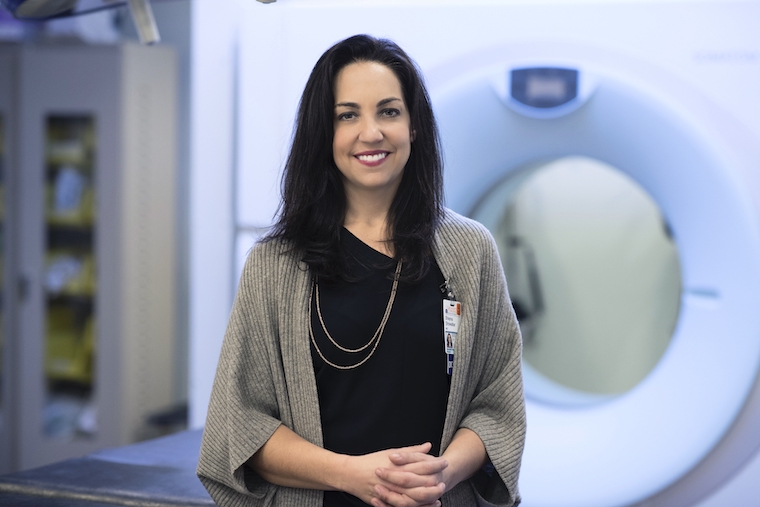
355;151;389;164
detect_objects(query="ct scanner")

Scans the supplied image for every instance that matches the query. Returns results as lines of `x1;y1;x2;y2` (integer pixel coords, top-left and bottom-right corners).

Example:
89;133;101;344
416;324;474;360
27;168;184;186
229;1;760;505
431;45;760;507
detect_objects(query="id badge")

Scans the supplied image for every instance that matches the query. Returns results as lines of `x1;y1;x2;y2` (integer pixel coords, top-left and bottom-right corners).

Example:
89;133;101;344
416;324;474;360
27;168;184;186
443;299;461;375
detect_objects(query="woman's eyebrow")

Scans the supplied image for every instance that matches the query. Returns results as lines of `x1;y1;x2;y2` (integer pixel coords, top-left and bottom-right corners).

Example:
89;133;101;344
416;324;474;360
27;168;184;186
334;97;402;109
335;101;359;108
377;97;402;107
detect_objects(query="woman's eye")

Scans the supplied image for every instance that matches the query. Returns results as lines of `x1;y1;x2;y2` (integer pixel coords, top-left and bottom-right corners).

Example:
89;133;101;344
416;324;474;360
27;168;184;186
337;111;357;121
380;108;401;118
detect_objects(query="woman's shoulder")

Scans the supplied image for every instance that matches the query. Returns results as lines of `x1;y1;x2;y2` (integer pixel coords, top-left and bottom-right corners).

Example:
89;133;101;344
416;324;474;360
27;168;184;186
241;236;302;277
250;235;292;256
437;208;495;245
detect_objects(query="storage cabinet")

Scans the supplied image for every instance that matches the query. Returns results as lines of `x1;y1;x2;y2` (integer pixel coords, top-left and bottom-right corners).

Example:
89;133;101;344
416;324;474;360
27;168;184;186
0;43;19;475
1;42;178;471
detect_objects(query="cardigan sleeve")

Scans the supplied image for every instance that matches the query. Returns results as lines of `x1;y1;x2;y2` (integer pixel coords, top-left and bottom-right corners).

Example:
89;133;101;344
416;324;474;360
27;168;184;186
459;227;527;507
196;244;287;506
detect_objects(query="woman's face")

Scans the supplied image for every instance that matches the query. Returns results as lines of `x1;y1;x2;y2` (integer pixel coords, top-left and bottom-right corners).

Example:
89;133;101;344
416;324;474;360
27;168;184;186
332;61;413;201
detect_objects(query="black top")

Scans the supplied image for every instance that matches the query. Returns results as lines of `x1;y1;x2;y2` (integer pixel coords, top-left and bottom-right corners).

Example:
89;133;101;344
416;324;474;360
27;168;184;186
310;229;450;507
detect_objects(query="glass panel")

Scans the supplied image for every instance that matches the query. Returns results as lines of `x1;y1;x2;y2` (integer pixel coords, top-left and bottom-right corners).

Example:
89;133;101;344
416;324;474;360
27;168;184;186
471;156;681;404
43;116;97;439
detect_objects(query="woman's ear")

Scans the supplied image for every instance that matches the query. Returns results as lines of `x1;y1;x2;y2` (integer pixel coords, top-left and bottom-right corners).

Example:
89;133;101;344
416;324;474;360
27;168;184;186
411;129;417;142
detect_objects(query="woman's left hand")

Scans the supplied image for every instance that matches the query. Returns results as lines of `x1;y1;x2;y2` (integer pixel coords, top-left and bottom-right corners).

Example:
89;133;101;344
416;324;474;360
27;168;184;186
372;428;489;507
371;447;449;507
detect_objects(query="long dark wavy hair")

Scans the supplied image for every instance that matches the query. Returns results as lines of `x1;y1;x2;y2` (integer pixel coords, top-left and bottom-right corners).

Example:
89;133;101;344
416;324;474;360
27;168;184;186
265;34;444;283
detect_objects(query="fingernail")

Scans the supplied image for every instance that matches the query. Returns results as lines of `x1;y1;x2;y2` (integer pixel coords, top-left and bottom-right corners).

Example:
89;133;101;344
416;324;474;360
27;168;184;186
391;453;401;459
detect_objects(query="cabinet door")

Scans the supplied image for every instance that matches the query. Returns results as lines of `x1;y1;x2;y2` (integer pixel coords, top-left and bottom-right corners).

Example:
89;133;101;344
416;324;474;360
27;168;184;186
13;43;177;472
0;100;6;474
17;46;122;470
0;47;16;475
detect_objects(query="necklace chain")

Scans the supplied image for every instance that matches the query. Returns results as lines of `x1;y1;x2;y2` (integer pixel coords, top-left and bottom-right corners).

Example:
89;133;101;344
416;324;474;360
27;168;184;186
309;261;402;370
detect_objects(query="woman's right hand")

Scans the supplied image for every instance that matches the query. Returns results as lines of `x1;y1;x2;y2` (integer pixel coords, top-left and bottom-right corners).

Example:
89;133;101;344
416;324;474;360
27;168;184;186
249;427;446;506
340;442;448;507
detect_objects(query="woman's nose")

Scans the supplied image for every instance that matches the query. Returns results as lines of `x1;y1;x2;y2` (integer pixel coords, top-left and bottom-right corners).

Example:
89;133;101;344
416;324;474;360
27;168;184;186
358;118;383;143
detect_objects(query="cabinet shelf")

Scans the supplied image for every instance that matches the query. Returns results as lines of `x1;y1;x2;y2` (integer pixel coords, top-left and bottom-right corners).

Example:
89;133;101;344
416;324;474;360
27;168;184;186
47;227;94;251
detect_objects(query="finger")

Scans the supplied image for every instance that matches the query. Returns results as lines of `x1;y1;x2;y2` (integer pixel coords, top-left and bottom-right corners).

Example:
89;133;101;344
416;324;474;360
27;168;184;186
375;482;445;506
389;452;426;466
377;469;435;489
394;442;432;455
388;453;448;471
370;498;393;507
402;483;446;504
376;467;444;488
388;447;442;467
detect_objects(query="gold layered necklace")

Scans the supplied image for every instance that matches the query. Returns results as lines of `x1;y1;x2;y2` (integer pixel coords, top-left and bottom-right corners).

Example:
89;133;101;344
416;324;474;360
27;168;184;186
309;260;403;370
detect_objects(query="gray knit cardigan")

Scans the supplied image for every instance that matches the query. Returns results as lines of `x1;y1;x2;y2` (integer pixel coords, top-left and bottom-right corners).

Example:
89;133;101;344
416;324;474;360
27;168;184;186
197;210;526;507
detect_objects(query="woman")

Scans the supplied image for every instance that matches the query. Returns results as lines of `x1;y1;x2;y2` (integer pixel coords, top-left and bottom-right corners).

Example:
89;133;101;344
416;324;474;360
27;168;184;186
197;34;525;507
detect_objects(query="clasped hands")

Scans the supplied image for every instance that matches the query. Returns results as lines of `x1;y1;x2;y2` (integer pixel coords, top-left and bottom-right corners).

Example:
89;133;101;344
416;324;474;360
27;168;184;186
344;442;448;507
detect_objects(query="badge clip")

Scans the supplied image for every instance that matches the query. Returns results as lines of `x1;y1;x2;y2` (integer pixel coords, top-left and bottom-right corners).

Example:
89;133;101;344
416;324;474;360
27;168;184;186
440;280;455;300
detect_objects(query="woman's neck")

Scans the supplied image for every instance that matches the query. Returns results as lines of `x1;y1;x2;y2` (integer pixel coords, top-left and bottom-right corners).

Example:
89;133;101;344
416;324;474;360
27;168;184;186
343;192;395;257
